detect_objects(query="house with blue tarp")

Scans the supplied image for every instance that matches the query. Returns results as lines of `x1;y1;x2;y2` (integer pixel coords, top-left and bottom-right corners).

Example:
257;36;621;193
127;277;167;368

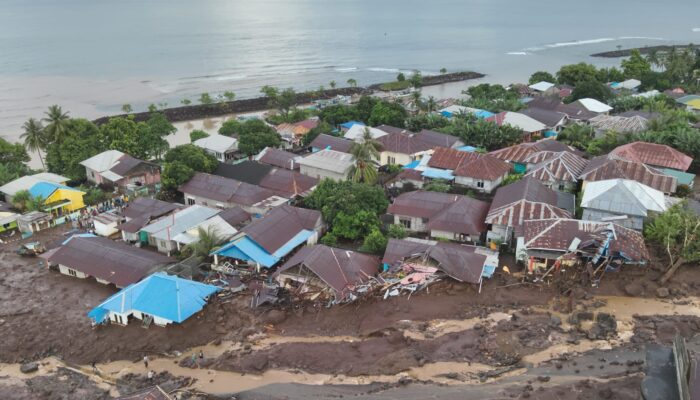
340;121;365;131
212;205;324;270
88;272;220;327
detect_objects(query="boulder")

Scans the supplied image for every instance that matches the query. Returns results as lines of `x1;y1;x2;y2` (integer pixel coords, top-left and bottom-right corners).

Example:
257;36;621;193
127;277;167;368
656;287;670;298
20;362;38;374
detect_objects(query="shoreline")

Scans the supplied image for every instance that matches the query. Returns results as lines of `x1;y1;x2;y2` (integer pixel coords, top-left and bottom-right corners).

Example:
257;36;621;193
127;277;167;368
591;44;700;58
91;71;484;126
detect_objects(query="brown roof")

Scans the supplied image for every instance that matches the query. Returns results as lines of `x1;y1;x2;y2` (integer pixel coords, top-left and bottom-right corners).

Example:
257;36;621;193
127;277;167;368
242;205;322;254
486;178;572;232
416;129;462;148
259;168;319;198
179;172;274;206
520;107;568;128
382;239;487;284
376;129;461;156
428;147;480;170
216;206;251;228
309;134;354;153
489;139;576;164
110;155;159;177
610;141;693;171
258;148;300;170
454;155;512;181
579;156;677;194
117;385;172;400
523;219;649;262
275;244;379;296
121;198;181;220
527;98;598;121
388;191;489;236
524;151;588;184
47;235;173;287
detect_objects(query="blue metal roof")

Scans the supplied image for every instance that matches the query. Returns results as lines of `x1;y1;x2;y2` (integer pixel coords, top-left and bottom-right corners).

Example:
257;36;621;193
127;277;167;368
544;130;558;138
403;160;420;169
61;233;97;245
28;182;81;199
456;145;477;152
215;236;278;267
660;168;696;186
88;272;220;324
421;168;454;180
340;121;365;129
272;229;314;258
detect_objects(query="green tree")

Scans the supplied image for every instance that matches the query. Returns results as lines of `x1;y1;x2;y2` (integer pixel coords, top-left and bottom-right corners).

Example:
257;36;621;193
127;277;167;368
99;117;146;159
440;68;448;74
397;73;406;82
360;228;388;254
331;210;380;241
320;232;338;247
161;144;218;189
557;123;595;151
645;203;700;284
387;224;407;239
146;113;176;137
368;101;408;127
181;99;192;106
405;114;450;132
567;80;612;103
409;71;423;88
347;78;358;87
219;119;242;136
302;121;333;146
45;118;104;180
556;63;600;85
424;179;450;192
621;49;652;80
319;105;359;126
528;71;556;85
121;104;133;114
329;80;337;89
223;91;236;101
425;96;438;113
348;128;381;184
82;186;110;206
439;116;521;151
21;118;47;169
261;86;297;120
10;190;32;212
43;105;70;143
238;129;281;156
148;104;158;113
303;179;388;226
199;93;213;105
190;130;209;142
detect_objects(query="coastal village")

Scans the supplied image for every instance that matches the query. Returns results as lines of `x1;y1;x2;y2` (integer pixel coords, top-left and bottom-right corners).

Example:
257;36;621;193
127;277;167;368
2;48;700;399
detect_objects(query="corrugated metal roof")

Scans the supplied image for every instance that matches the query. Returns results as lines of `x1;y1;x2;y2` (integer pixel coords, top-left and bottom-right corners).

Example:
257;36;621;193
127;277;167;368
172;215;238;245
259;168;318;198
241;205;321;254
454;155;511;181
28;181;83;199
524;151;588;184
523;218;649;262
428;147;480;170
213;161;273;185
141;205;220;241
611;141;693;171
581;179;668;217
194;134;238;153
297;149;354;174
121;198;181;220
580;156;677;194
79;150;125;173
309;134;354;153
257;148;301;170
0;173;69;196
589;115;649;134
275;244;380;296
574;98;612;113
485;111;547;133
489;139;576;164
89;272;219;324
179;172;275;205
48;236;173;287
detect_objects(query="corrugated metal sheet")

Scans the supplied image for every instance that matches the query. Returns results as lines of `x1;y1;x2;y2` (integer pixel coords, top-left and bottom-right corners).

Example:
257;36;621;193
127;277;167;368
581;179;668;217
258;148;301;170
524;151;588;184
580;156;678;194
259;168;318;198
486;178;572;230
611;142;693;171
309;134;354;153
454;155;511;181
179;172;274;205
428;147;480;170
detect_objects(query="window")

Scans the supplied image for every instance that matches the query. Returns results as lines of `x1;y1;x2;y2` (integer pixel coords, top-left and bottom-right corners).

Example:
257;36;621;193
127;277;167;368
388;156;396;165
477;181;484;188
421;218;428;224
67;268;78;277
399;218;412;229
558;183;566;191
187;197;196;205
160;240;168;249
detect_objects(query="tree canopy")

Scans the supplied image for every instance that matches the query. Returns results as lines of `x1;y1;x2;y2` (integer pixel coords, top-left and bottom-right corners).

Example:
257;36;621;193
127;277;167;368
161;144;218;190
368;101;407;127
645;203;700;283
528;71;556;85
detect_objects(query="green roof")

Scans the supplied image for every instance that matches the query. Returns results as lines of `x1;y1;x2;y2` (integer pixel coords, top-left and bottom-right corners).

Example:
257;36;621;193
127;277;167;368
660;168;695;186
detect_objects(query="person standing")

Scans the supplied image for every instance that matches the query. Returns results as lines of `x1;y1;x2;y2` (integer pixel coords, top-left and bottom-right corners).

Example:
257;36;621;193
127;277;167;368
143;355;149;369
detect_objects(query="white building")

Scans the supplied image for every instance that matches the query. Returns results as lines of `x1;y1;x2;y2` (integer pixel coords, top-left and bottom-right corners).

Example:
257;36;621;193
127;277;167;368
297;149;354;181
194;134;239;162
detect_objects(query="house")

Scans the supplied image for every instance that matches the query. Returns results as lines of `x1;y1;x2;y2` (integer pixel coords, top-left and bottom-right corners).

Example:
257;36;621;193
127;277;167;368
256;147;301;170
523;151;588;191
386;168;425;189
426;147;511;193
588;115;649;137
489;138;578;173
28;182;85;215
520;219;649;268
139;205;221;254
16;211;53;234
0;172;69;204
339;121;365;133
572;98;613;114
580;179;672;231
519;107;568;132
297;149;354;181
276;118;319;145
376;129;463;166
617;79;642;91
0;211;19;233
93;211;123;237
579;156;678;194
88;272;220;327
610;142;693;172
485;177;574;244
309;134;354;153
388;191;490;243
527;98;598;123
213;161;273;185
117;198;181;243
46;234;173;287
274;244;380;301
193;134;238;162
179;172;283;214
382;238;498;285
485;111;547;141
528;81;556;94
213;205;323;269
80;150;161;192
216;206;252;228
172;215;239;251
258;168;319;198
343;125;389;141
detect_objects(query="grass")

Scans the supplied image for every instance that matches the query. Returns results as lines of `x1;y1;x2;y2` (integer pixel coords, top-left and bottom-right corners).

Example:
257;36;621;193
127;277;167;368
379;81;412;91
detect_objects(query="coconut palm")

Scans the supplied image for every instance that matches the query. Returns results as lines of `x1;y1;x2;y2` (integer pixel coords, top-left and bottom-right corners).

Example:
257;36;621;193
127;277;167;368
21;118;47;169
11;190;32;212
348;128;381;184
347;78;357;88
426;96;438;113
42;105;70;143
184;226;225;260
329;80;336;89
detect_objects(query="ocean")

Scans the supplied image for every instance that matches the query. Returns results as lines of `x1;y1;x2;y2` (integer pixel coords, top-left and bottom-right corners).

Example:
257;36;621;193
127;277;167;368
1;0;699;144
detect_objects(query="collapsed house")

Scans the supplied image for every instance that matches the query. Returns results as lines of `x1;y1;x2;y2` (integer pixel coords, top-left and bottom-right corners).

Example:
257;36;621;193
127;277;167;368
520;218;650;270
273;244;380;302
382;238;499;292
88;272;220;327
45;234;174;288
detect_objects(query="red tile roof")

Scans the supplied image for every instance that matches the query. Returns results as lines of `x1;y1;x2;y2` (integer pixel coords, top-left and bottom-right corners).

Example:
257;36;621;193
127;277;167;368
610;141;693;171
579;156;677;194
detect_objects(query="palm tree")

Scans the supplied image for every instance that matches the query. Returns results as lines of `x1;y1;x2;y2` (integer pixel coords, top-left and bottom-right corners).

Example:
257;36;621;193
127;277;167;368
11;190;32;212
329;80;337;89
410;90;423;110
347;78;357;88
348;128;381;184
646;49;660;70
21;118;47;169
184;226;225;260
426;96;437;113
43;105;70;143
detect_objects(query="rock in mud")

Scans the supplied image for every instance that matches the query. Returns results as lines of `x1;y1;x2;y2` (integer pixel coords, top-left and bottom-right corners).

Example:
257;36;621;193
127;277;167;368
20;362;38;373
587;313;617;340
262;310;287;325
624;282;644;296
656;287;670;298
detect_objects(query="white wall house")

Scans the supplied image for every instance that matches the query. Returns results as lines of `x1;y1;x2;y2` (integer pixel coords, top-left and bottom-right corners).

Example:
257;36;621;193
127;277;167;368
297;149;354;181
194;134;239;162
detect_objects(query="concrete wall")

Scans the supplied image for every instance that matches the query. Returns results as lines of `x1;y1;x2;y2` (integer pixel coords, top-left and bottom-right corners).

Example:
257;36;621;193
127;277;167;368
392;214;428;233
431;229;478;243
380;151;413;167
487;224;511;243
182;192;280;215
455;175;504;193
58;264;88;279
299;165;348;181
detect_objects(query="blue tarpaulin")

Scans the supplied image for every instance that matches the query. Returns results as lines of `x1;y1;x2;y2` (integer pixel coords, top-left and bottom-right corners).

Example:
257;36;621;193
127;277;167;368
474;110;494;119
456;145;477;152
340;121;365;129
481;265;497;278
403;160;420;169
421;168;454;180
88;272;220;324
544;130;558;138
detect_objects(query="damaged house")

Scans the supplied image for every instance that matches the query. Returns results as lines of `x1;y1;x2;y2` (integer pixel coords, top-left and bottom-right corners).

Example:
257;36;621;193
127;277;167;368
274;244;380;302
520;218;649;269
387;191;490;243
45;234;173;288
213;205;324;270
382;238;499;288
117;197;182;244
